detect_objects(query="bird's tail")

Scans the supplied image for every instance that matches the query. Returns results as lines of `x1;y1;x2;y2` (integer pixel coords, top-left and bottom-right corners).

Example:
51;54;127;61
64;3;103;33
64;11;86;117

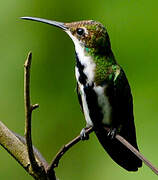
94;127;142;171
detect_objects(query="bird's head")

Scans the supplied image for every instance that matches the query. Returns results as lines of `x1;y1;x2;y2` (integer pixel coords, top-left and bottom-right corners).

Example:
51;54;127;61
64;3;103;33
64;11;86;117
21;17;111;56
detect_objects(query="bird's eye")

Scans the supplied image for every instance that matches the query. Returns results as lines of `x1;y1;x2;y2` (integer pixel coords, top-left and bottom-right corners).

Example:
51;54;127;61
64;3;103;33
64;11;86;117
76;28;85;36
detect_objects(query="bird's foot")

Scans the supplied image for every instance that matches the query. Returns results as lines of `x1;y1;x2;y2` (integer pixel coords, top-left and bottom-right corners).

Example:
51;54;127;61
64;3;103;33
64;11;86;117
107;128;117;139
80;128;89;140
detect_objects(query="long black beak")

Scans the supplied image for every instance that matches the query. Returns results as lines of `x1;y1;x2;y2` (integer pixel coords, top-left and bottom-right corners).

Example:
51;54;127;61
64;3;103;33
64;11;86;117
21;17;68;31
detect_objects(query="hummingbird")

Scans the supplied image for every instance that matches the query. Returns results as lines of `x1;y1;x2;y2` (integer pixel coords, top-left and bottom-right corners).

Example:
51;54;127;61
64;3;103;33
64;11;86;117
21;17;142;171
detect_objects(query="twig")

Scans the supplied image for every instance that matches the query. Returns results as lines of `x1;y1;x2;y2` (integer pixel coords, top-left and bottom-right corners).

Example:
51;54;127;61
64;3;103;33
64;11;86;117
103;127;158;175
0;51;157;179
48;126;158;176
47;127;93;172
0;52;57;180
24;52;39;172
116;134;158;175
14;132;48;169
24;52;56;180
23;52;58;180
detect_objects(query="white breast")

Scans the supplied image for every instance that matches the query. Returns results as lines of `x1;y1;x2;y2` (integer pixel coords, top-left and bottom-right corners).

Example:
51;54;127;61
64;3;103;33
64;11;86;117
93;86;112;125
75;44;96;85
77;52;96;85
67;31;112;126
79;84;94;127
78;83;112;127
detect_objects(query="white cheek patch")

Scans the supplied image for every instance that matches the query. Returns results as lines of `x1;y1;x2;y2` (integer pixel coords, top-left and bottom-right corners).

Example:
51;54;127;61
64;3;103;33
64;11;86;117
66;31;96;85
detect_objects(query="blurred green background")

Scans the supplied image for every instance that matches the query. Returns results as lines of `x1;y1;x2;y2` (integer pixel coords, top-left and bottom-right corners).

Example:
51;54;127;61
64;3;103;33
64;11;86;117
0;0;158;179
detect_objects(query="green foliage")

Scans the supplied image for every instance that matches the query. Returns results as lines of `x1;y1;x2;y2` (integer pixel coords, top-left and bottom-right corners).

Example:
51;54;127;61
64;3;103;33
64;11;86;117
0;0;158;180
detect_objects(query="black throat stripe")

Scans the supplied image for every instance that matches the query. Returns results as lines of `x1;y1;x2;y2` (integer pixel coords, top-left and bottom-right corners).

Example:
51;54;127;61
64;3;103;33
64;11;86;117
75;52;103;126
75;52;87;85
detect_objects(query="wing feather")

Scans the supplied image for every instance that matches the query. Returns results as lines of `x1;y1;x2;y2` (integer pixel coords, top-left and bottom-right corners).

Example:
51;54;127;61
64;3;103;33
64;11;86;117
95;68;142;171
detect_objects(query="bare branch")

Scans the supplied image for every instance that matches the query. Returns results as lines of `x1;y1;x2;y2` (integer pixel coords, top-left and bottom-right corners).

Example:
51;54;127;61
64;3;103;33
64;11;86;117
23;52;57;180
0;51;157;179
0;52;57;180
0;121;31;170
48;126;158;176
14;132;48;169
47;127;93;172
0;121;48;178
24;52;39;172
116;134;158;175
31;104;40;111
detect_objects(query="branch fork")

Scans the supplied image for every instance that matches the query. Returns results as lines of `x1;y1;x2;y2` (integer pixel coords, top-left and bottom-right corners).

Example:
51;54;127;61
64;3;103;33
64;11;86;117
0;52;158;180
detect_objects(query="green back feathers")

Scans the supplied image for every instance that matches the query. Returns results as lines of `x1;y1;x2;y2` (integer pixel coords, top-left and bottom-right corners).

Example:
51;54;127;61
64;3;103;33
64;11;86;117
85;47;119;85
94;58;120;85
